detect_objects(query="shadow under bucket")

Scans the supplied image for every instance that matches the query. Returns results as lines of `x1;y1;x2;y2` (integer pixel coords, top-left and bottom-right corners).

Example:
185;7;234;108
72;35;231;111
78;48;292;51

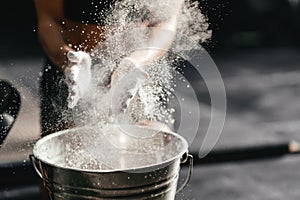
30;125;193;200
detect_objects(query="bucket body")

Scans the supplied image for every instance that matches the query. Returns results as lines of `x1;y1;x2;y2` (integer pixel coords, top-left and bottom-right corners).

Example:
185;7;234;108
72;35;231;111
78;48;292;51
31;126;191;200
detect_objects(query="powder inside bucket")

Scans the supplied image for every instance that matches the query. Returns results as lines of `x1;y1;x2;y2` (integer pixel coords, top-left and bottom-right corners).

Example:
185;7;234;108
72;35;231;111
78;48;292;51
34;126;187;171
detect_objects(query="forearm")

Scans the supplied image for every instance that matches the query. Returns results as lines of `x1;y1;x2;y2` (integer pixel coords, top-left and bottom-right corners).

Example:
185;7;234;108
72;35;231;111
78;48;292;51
127;0;183;67
128;24;176;66
37;21;73;69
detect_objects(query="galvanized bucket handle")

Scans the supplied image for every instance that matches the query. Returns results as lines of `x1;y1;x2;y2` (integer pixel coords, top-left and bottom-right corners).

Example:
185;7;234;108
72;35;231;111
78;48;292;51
176;153;193;194
29;154;44;180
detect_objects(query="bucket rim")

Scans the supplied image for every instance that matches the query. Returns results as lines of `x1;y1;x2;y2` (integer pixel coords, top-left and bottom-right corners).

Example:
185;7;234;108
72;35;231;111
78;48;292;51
32;125;189;173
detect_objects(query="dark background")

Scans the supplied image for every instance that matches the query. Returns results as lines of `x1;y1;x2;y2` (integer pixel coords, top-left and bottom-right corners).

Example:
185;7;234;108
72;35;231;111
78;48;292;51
0;1;40;58
1;0;300;57
201;0;300;49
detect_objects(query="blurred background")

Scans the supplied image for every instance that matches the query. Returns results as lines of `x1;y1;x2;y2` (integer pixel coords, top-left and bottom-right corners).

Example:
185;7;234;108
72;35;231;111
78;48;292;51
1;0;300;199
204;0;300;48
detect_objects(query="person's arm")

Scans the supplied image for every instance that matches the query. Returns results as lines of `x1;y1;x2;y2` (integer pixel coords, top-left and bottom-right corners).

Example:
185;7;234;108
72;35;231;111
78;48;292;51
112;0;184;81
35;0;92;108
110;0;184;112
126;0;184;66
34;0;73;69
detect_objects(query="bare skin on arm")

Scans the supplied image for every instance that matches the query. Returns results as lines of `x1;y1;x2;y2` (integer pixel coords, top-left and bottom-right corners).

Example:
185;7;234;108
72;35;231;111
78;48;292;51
34;0;72;68
127;0;185;66
34;0;105;69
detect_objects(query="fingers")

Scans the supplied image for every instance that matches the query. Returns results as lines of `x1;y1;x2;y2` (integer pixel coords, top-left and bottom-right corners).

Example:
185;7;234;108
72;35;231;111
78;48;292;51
64;51;92;108
110;73;143;113
67;51;84;63
96;64;113;87
65;65;80;84
65;64;91;109
111;89;135;113
67;87;80;109
121;89;136;112
67;51;92;67
67;51;80;63
110;59;150;113
65;65;79;109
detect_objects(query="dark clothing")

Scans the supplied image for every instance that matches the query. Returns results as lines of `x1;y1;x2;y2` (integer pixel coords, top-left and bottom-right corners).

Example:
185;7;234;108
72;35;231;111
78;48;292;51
40;60;74;136
40;0;114;136
64;0;116;25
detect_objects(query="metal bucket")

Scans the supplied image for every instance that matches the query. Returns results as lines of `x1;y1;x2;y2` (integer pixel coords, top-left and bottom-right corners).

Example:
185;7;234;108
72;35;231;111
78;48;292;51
30;125;193;200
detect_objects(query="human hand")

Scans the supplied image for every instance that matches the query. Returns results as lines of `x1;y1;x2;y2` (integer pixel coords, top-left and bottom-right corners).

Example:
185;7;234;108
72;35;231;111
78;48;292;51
110;57;149;113
64;51;92;108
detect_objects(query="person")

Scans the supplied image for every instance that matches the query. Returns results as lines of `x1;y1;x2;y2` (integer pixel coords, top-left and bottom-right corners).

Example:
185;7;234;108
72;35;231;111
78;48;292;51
34;0;184;137
34;0;189;199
